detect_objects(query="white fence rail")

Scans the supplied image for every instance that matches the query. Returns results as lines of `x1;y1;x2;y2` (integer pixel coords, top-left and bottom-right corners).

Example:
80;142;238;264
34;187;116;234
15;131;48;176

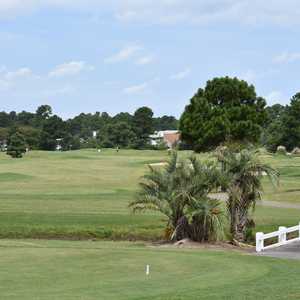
256;223;300;252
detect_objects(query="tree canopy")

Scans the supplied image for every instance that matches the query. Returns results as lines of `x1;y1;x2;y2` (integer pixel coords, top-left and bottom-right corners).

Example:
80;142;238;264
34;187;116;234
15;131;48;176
7;131;27;158
179;77;267;152
0;105;178;152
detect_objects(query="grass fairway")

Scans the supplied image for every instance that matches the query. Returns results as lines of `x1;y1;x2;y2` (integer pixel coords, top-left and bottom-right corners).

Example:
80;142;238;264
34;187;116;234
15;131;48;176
0;149;168;239
0;240;299;300
261;152;300;204
0;149;299;239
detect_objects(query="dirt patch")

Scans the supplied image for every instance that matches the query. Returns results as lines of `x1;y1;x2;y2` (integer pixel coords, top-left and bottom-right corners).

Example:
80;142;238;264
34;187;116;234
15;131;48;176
151;238;254;253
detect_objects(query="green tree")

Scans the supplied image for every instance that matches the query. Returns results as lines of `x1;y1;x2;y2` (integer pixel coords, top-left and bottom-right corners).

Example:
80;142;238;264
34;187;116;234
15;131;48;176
99;122;136;148
0;128;9;151
133;107;154;149
18;126;41;150
130;153;224;242
219;148;279;242
262;104;286;152
36;105;52;120
179;77;267;152
153;116;179;131
39;115;66;151
6;132;27;158
61;134;81;151
279;93;300;151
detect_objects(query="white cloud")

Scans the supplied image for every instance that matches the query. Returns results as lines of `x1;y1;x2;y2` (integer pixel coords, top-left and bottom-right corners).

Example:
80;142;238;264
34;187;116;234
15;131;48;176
273;52;300;64
136;55;155;66
42;85;75;97
123;82;148;95
49;61;94;78
170;68;191;80
104;44;142;64
2;1;300;26
0;67;34;91
5;67;33;80
123;77;159;94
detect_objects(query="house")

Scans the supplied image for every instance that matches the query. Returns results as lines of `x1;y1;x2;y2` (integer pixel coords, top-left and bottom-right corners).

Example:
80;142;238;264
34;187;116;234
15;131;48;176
150;130;181;149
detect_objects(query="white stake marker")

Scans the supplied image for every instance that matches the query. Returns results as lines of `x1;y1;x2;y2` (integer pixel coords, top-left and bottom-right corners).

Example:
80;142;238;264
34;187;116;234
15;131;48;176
146;265;150;275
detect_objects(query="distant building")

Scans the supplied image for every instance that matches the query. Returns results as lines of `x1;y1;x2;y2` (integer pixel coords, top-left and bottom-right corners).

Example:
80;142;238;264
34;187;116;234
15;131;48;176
150;130;181;149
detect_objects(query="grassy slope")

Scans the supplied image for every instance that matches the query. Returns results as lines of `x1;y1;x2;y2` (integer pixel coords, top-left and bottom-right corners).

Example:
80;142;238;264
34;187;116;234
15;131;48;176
0;149;299;239
0;239;300;300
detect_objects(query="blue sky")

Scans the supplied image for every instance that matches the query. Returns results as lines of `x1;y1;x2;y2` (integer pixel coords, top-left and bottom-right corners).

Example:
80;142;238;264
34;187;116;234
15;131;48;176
0;1;300;119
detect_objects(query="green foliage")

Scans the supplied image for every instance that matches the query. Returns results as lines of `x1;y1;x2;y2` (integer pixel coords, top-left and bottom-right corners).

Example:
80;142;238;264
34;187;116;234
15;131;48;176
36;104;52;120
263;95;300;152
153;115;178;131
6;132;27;158
39;115;66;150
218;148;279;242
18;126;41;150
61;134;81;151
132;106;154;149
279;93;300;151
130;152;225;242
0;105;177;151
180;77;267;151
185;197;224;242
98;121;137;148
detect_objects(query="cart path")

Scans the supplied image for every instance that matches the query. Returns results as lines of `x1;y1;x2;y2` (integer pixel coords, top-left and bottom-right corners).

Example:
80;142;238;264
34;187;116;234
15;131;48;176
257;241;300;260
209;193;300;210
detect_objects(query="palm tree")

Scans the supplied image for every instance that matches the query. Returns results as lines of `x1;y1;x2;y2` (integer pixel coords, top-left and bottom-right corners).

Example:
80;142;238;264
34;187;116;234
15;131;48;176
221;149;279;242
185;197;224;242
130;152;225;242
129;153;184;232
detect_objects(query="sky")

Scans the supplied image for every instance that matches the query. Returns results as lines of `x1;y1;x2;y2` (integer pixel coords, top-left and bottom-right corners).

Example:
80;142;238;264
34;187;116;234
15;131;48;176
0;0;300;119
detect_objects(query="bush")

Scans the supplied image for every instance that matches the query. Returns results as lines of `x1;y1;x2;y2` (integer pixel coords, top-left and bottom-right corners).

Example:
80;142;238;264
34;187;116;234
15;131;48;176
6;132;27;158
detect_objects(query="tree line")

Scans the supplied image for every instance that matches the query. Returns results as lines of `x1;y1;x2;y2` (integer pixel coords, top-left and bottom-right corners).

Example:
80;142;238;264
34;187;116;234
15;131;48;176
0;105;178;157
2;76;300;157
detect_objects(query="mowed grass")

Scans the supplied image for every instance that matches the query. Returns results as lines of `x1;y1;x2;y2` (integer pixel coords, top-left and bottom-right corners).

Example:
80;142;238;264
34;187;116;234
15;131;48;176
261;152;300;204
0;149;299;239
0;149;169;239
0;239;300;300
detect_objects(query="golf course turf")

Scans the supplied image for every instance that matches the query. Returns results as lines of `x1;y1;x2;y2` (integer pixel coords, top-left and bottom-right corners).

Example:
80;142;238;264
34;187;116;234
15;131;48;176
0;149;299;239
1;149;300;299
1;239;300;300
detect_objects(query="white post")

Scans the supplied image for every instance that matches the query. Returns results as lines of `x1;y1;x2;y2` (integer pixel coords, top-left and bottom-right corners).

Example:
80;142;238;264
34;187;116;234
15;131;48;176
256;232;264;252
279;226;287;245
299;222;300;241
146;265;150;276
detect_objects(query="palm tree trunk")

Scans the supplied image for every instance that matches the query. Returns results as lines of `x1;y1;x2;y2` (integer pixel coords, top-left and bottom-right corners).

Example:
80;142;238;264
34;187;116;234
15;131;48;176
235;212;248;242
